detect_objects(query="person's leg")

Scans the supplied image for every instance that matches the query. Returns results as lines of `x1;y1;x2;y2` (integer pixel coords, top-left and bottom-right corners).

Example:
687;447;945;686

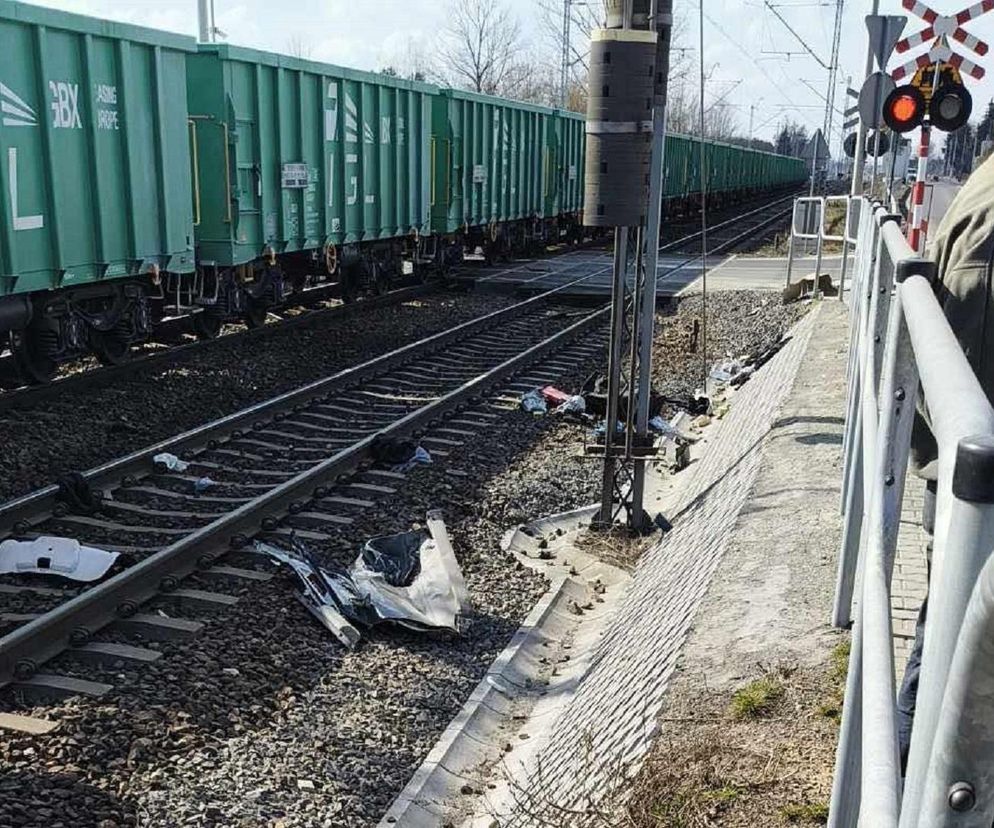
896;479;936;773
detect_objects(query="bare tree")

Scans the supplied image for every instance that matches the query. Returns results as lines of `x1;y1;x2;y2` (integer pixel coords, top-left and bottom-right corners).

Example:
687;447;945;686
286;35;312;60
438;0;527;95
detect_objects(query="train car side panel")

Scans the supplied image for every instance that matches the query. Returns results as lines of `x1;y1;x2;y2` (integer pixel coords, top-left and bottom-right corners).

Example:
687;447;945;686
0;0;196;300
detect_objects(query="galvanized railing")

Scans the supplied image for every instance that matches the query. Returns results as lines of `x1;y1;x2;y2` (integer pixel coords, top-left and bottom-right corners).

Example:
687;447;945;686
829;197;994;826
785;194;858;299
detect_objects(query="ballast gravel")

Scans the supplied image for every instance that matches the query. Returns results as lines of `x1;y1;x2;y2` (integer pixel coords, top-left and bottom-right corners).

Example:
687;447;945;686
0;291;515;504
0;289;808;828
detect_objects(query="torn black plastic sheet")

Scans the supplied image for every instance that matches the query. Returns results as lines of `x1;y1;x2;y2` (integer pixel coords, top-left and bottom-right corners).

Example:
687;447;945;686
253;511;471;647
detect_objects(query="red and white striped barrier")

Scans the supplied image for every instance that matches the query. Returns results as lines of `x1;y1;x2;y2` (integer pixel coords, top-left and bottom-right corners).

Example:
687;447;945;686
908;126;931;253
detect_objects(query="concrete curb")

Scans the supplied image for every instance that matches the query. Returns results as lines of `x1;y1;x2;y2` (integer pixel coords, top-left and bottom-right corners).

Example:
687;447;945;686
377;505;628;827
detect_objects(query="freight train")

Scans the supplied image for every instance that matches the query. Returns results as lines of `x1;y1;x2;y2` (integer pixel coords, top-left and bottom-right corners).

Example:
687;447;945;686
0;0;807;384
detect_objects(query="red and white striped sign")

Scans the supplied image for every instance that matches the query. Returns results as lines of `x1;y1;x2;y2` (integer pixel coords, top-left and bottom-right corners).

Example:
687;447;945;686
897;0;993;55
892;36;987;79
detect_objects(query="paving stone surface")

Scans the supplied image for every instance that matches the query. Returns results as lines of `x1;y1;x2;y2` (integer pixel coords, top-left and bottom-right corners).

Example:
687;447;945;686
892;478;930;677
505;304;823;823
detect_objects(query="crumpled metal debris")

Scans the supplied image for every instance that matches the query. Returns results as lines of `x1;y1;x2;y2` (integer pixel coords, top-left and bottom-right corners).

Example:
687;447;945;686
251;538;361;648
253;511;470;646
0;536;119;582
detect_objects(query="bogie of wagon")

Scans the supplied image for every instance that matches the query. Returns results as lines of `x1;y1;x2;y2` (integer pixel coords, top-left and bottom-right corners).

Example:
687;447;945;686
0;0;196;382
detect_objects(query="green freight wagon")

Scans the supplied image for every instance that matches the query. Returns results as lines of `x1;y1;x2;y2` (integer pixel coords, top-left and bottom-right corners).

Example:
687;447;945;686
430;89;583;262
549;109;585;233
0;0;196;383
657;133;805;214
186;44;435;324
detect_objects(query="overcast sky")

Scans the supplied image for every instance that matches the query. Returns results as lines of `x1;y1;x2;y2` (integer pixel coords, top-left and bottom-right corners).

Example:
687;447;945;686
23;0;994;152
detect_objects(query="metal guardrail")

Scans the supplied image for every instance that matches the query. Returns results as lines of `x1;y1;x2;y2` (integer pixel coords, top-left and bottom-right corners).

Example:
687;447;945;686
829;197;994;827
785;194;859;299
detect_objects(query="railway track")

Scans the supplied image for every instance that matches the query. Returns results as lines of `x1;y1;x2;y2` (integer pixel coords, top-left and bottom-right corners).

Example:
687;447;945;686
0;190;800;412
0;282;438;414
0;196;800;717
465;193;798;294
0;282;609;710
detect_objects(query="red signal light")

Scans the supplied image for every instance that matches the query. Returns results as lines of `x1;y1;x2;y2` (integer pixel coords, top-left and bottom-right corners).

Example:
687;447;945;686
883;85;926;133
892;95;918;122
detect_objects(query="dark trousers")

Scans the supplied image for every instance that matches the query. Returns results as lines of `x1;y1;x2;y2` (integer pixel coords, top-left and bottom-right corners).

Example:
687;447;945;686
896;480;936;773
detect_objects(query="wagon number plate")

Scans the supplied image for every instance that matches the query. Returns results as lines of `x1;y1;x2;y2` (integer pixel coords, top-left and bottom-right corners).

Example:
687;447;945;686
282;163;310;189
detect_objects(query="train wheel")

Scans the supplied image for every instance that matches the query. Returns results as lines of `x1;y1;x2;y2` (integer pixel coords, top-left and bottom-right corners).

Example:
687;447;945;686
90;326;132;367
325;244;339;277
243;300;269;329
192;310;222;341
10;324;57;385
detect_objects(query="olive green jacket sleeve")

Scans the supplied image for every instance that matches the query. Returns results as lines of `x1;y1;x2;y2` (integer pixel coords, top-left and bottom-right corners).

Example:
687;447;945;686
911;155;994;478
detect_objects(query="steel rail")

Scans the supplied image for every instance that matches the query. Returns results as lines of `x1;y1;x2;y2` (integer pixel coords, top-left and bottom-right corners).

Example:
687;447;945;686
0;268;612;538
0;283;437;413
0;198;799;688
0;305;607;688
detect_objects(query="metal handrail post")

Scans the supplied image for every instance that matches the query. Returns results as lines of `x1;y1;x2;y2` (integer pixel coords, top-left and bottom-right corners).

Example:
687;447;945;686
907;470;994;827
785;200;798;289
918;530;994;825
859;294;920;826
813;197;825;300
841;218;876;513
833;420;864;628
828;614;864;827
894;272;994;825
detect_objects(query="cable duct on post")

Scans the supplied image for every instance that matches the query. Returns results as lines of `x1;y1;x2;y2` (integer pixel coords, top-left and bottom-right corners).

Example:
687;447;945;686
583;28;657;228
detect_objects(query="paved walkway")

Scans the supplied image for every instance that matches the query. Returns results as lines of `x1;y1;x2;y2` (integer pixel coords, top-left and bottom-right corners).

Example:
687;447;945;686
892;478;930;675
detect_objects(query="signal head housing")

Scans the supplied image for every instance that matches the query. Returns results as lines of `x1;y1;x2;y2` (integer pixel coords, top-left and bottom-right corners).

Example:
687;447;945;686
884;85;926;133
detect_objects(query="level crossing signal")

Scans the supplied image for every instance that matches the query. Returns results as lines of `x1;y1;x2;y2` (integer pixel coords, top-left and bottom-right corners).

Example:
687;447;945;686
883;63;972;132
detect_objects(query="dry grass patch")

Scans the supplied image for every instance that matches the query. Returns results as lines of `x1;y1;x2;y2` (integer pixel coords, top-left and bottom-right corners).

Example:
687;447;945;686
621;651;846;828
575;525;657;571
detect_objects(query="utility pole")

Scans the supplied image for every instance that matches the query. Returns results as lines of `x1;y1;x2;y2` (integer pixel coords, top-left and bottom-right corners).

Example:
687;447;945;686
629;0;674;530
852;0;881;195
197;0;210;43
821;0;845;191
560;0;572;108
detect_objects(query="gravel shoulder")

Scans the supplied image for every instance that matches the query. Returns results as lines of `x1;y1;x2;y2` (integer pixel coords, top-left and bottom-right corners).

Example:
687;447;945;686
0;292;514;503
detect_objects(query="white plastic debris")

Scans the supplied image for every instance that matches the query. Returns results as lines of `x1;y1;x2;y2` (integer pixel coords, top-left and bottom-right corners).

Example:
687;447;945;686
153;452;189;473
347;510;470;633
393;445;432;474
194;477;215;494
554;395;586;415
0;537;119;582
520;389;548;415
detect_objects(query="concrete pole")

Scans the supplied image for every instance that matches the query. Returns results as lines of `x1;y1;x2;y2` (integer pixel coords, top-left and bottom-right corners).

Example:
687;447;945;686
197;0;210;42
851;0;881;196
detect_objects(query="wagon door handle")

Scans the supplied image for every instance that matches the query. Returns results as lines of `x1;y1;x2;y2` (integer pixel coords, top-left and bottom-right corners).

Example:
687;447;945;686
215;121;234;224
188;119;201;227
